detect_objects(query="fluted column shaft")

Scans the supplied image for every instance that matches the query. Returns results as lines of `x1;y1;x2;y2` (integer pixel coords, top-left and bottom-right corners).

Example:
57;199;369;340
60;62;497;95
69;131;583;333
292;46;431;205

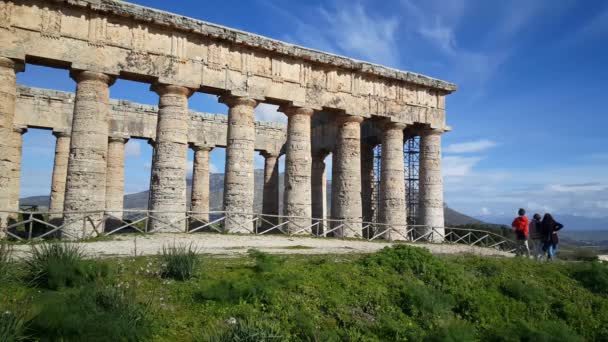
283;106;313;234
220;96;257;233
49;131;70;220
191;145;213;222
419;129;445;241
63;71;115;239
311;153;327;236
379;123;407;240
149;84;192;232
0;58;23;236
360;141;376;226
261;152;279;225
105;136;128;219
331;115;363;237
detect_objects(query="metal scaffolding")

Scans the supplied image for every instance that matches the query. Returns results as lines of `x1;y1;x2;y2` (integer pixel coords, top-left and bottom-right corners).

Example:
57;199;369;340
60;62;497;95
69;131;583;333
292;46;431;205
404;136;420;225
372;144;382;223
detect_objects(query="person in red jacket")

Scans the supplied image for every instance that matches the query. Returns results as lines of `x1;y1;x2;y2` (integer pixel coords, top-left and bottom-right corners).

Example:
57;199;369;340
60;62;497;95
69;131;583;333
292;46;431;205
511;208;530;257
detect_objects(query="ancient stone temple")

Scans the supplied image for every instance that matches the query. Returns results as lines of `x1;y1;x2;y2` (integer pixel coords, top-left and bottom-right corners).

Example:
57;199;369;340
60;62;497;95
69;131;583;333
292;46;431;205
0;0;456;240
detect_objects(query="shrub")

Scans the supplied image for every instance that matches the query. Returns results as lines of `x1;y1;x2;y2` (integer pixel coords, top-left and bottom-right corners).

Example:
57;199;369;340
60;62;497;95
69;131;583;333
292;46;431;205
0;244;13;282
26;243;108;290
484;320;584;342
160;243;198;280
200;319;284;342
573;261;608;295
248;249;284;273
500;279;546;304
361;245;459;287
398;282;455;322
0;309;28;342
27;284;153;341
424;319;476;342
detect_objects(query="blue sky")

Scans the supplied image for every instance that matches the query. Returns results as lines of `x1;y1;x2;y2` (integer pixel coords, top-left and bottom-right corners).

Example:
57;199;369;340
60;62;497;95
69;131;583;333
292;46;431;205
17;0;608;220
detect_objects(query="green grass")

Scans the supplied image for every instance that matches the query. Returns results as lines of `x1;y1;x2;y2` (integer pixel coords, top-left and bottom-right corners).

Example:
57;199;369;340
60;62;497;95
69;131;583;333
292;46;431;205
1;245;607;341
160;243;199;281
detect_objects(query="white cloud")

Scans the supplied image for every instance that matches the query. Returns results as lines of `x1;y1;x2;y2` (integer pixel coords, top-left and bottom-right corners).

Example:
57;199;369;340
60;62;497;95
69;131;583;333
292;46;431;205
319;3;400;66
444;139;497;154
187;160;193;176
125;140;141;158
442;155;483;177
266;0;400;67
209;162;219;174
255;104;286;123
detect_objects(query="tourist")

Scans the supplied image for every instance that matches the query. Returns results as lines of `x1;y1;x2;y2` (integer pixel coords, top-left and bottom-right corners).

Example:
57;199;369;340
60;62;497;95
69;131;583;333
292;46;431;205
541;213;564;261
511;208;530;257
528;213;544;260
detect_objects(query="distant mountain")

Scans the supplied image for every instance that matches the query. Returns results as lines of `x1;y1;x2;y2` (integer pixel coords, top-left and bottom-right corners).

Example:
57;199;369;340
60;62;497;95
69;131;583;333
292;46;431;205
19;171;486;226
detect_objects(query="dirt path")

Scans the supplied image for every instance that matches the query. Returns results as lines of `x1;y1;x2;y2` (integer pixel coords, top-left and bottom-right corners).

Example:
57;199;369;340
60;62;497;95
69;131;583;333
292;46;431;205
9;233;513;259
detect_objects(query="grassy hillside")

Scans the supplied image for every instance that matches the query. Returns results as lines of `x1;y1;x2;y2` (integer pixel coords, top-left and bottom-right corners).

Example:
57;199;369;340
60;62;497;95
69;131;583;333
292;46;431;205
2;244;607;341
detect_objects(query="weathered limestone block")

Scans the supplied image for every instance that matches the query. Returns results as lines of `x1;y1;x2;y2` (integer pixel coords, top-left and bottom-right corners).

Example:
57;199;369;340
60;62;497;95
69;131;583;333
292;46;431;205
360;141;376;228
221;95;258;233
331;115;363;237
62;71;115;240
49;131;70;221
0;57;23;236
191;144;212;223
261;151;280;228
148;84;192;232
419;128;445;241
311;152;327;236
379;122;407;240
105;136;128;220
282;106;313;234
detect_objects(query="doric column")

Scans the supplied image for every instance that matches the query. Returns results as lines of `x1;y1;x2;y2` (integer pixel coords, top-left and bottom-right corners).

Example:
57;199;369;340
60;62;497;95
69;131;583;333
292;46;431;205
331;114;364;238
63;70;115;240
148;84;192;232
379;122;407;240
282;106;313;234
360;141;376;226
49;130;71;221
220;95;257;233
419;128;445;241
105;136;128;220
190;144;213;223
311;152;327;236
0;57;24;237
261;151;279;227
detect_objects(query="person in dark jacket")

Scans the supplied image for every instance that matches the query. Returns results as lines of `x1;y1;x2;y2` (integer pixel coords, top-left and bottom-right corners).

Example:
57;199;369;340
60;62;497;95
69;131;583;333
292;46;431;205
541;213;564;261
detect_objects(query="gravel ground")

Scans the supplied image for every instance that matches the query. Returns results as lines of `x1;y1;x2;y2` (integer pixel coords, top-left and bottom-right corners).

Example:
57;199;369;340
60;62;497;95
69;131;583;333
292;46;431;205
9;233;513;259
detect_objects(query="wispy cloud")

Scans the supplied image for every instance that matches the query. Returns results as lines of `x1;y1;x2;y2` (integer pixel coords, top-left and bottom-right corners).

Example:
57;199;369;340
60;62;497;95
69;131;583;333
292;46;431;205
264;0;400;67
255;104;285;123
444;139;497;154
443;155;483;177
125;140;141;158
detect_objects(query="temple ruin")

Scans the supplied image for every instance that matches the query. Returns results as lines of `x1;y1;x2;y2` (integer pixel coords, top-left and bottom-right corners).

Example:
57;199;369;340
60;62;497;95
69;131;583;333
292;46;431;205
0;0;456;240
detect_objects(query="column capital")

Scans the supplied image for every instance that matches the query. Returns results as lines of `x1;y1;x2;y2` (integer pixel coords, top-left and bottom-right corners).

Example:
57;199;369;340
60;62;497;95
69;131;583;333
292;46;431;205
260;150;280;159
13;125;27;134
53;130;71;138
151;83;194;97
379;120;407;131
335;114;364;125
219;95;257;108
108;135;129;144
419;127;445;136
70;70;116;85
190;143;214;152
0;57;25;73
279;105;314;117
